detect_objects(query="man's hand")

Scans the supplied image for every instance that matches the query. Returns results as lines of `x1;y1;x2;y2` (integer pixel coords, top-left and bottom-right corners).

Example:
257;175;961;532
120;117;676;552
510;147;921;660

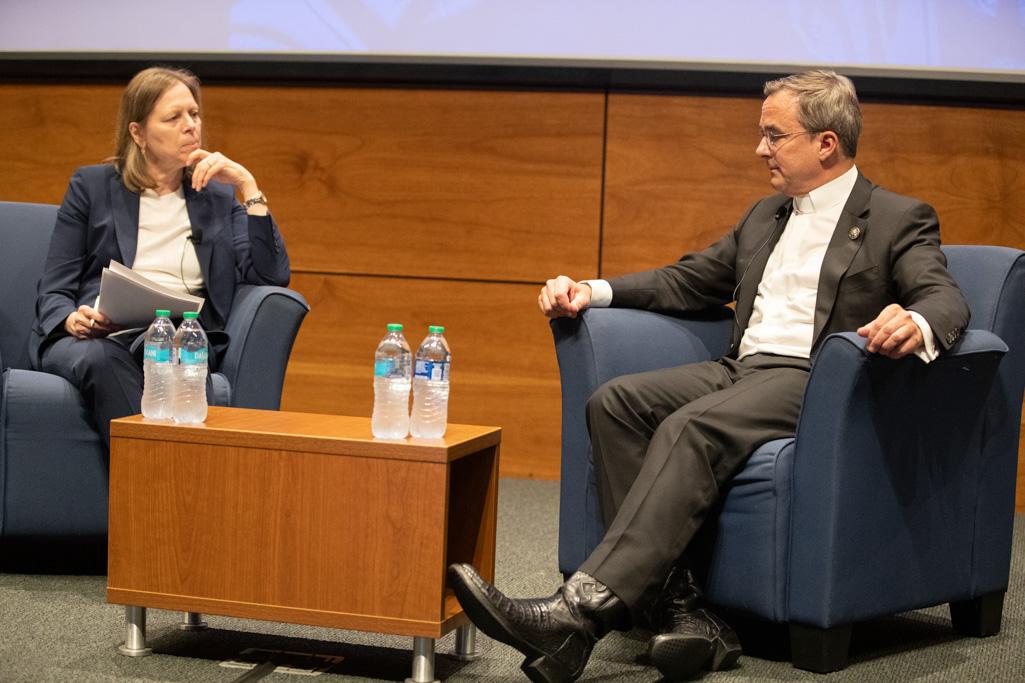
539;276;592;318
857;303;923;359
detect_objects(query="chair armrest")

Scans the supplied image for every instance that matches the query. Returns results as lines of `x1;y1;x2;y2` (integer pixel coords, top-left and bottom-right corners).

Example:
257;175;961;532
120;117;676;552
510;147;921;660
551;306;734;574
787;330;1008;627
219;285;310;410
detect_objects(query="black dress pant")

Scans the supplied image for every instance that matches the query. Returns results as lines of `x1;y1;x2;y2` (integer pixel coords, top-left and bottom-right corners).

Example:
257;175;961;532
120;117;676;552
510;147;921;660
578;353;811;611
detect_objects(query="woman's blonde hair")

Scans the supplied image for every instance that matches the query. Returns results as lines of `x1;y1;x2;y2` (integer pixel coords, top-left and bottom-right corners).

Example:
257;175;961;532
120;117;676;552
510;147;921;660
112;66;202;192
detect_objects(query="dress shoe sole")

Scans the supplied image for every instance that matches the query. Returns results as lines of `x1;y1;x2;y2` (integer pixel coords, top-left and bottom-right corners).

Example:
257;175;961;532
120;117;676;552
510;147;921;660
708;634;742;670
648;631;741;679
448;565;576;683
648;633;715;680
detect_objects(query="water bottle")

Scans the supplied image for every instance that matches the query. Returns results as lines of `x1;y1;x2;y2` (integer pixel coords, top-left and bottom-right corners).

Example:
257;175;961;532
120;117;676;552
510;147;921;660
410;325;451;438
372;323;412;439
141;309;176;419
172;311;208;424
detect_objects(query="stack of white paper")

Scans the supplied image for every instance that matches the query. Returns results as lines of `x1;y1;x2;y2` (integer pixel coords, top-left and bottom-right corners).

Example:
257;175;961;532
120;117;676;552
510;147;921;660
97;261;203;328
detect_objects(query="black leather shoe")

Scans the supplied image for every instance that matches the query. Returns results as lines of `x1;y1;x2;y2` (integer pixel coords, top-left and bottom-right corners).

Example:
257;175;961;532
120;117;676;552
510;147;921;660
646;568;742;680
448;563;629;682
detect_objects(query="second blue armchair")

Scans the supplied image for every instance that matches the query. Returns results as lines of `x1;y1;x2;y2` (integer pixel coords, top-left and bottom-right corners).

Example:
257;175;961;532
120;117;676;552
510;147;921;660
551;245;1024;672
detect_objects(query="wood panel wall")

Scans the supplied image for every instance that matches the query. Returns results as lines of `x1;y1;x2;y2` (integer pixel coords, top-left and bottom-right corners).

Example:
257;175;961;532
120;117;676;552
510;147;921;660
1;83;1023;507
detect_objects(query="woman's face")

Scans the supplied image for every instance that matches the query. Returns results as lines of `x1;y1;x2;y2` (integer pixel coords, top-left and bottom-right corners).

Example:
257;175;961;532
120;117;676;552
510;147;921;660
130;81;201;174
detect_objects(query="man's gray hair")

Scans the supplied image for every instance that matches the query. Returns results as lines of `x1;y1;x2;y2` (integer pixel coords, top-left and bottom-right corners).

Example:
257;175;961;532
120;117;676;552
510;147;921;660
764;70;862;158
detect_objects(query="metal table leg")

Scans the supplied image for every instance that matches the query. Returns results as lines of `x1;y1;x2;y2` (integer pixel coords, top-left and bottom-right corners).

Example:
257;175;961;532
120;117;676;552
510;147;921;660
405;636;439;683
118;605;153;657
453;623;479;661
179;611;209;631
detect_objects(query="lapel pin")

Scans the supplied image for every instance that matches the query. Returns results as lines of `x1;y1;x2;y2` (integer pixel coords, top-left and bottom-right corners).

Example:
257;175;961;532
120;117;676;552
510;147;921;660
848;226;862;240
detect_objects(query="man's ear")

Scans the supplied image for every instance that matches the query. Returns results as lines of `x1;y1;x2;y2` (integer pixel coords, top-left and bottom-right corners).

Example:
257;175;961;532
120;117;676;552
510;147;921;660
817;130;841;161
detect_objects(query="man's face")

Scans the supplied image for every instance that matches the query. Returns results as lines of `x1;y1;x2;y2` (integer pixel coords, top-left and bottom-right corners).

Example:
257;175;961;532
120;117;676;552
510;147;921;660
756;91;826;197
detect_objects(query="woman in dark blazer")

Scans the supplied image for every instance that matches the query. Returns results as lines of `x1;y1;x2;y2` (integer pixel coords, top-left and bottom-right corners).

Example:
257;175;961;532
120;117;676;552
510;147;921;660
30;66;290;448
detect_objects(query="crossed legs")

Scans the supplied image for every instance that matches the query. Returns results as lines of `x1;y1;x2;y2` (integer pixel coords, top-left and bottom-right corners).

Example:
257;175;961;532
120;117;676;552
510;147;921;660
581;353;810;609
449;353;810;681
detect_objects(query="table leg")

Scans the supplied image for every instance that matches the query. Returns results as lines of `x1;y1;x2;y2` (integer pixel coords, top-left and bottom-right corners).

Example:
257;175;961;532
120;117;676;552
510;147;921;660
117;605;153;657
453;623;479;661
405;636;439;683
179;612;209;630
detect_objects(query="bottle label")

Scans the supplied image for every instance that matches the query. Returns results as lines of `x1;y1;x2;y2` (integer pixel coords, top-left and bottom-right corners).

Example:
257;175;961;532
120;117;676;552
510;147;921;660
374;359;396;377
144;344;171;363
415;359;449;381
179;347;208;366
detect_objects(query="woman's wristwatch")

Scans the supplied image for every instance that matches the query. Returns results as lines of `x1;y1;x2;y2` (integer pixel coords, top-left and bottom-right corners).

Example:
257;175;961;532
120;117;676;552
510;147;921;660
242;192;267;210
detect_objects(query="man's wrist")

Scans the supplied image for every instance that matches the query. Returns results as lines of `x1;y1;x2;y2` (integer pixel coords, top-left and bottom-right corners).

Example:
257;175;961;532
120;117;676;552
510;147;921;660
581;279;613;307
908;309;939;363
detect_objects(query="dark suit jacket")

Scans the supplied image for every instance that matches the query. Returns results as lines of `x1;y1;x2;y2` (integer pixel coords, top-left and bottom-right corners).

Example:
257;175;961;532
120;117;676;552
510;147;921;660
29;164;290;368
607;173;969;356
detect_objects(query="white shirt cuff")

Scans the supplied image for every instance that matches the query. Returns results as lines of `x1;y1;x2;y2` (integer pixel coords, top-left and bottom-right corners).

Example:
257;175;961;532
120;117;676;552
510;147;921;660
909;310;939;363
581;279;613;308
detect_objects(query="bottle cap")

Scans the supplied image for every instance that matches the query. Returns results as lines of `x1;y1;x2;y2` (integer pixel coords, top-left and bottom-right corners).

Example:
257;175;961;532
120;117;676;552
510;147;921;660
183;311;199;319
428;325;445;333
386;323;403;331
155;309;171;317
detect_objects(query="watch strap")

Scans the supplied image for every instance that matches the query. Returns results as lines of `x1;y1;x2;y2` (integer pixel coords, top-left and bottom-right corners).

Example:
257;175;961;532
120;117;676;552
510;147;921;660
242;192;267;209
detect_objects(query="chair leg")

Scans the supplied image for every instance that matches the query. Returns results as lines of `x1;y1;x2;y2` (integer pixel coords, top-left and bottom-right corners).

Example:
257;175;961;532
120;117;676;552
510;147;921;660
788;622;852;673
950;591;1004;637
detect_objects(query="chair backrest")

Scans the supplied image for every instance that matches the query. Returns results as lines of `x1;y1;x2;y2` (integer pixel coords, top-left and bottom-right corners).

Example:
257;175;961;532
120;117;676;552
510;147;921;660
941;244;1025;391
0;202;58;371
942;245;1025;337
941;244;1025;593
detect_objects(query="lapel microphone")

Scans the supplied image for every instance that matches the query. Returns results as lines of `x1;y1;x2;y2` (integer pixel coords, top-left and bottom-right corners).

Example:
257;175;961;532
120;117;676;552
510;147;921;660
187;229;203;245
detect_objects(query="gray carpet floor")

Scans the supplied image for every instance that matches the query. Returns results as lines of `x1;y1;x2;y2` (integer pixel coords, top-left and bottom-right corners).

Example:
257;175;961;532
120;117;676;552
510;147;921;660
1;478;1022;682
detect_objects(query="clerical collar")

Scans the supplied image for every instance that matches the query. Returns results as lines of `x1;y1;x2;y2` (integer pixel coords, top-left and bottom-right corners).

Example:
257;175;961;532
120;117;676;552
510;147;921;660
792;165;859;215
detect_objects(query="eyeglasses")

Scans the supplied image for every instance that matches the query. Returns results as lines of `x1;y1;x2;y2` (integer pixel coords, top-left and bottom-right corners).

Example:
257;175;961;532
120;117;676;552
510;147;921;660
759;129;819;151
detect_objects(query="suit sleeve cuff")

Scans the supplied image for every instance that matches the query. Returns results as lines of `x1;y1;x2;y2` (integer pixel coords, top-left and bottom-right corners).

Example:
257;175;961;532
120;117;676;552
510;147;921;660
909;310;939;363
581;279;612;308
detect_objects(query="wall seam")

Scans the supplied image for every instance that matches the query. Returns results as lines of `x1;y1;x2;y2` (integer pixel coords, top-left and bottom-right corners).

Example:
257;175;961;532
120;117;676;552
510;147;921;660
598;89;609;278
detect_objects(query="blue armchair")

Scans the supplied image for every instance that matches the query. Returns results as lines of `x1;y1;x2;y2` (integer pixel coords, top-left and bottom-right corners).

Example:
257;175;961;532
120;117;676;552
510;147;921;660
551;245;1025;672
0;201;309;572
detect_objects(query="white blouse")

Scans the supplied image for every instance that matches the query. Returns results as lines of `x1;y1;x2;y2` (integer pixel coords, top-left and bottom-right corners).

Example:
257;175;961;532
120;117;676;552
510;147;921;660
133;186;205;296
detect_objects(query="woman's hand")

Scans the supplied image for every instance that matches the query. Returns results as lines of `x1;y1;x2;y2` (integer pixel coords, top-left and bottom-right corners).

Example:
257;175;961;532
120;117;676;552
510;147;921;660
186;148;267;215
65;305;119;340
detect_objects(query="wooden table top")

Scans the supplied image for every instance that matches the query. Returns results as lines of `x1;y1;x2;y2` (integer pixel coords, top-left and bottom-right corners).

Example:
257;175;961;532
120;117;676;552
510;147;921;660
111;406;501;463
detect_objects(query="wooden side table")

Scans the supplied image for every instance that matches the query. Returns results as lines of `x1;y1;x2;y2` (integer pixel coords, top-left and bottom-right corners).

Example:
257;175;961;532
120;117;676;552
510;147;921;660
108;407;500;682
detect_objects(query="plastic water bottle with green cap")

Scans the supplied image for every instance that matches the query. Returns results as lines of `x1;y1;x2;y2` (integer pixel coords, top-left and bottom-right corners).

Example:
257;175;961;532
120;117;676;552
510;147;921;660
372;323;412;438
410;325;451;438
141;309;176;419
172;311;209;424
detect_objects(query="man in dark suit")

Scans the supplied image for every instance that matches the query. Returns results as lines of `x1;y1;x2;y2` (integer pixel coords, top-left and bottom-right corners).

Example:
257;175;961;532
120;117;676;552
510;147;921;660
449;70;969;682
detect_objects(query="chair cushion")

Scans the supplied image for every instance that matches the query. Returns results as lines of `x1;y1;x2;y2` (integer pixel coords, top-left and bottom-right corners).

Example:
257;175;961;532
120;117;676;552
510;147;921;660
704;437;794;621
0;368;107;537
210;371;231;406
